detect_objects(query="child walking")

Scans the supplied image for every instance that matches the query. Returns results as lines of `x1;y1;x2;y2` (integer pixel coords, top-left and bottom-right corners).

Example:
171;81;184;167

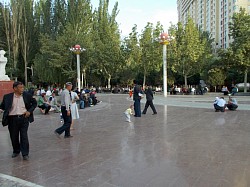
124;105;133;122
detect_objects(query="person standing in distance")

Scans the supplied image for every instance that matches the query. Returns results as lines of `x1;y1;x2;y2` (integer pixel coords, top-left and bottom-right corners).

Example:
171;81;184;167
0;81;37;160
54;82;73;138
133;80;141;117
142;85;157;115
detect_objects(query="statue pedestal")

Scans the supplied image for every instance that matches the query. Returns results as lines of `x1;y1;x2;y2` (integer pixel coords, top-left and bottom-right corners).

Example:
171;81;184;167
0;81;14;101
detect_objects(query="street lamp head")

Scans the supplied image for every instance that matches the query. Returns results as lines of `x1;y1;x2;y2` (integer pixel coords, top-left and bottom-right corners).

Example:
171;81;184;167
69;44;86;54
75;44;81;49
159;32;169;45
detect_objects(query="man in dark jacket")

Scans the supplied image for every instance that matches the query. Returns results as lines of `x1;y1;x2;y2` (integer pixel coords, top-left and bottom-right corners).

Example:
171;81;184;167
0;81;37;160
133;80;141;117
142;85;157;115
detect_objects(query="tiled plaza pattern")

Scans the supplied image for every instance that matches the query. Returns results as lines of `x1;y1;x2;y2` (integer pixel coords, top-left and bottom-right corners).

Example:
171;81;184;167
0;94;250;187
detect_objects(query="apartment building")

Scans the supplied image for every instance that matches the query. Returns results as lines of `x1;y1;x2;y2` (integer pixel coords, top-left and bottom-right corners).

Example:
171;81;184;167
177;0;250;49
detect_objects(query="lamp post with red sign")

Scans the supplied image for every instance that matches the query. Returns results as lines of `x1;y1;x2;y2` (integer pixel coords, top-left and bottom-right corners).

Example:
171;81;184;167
159;33;169;97
69;44;85;91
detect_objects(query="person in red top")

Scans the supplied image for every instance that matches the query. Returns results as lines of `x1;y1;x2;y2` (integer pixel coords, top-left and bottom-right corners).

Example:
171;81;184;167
129;89;133;98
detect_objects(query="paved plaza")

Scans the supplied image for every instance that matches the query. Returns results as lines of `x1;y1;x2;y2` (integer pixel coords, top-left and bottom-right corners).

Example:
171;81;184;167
0;94;250;187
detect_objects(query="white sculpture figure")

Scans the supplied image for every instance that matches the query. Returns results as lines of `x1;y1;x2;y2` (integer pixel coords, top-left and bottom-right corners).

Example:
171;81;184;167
0;50;10;81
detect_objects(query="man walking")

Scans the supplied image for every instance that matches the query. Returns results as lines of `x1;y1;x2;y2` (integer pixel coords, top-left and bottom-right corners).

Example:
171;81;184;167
142;86;157;115
133;80;141;117
54;82;73;138
0;82;37;160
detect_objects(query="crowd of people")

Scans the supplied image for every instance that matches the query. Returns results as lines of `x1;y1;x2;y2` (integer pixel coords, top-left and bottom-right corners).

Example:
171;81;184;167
0;80;242;161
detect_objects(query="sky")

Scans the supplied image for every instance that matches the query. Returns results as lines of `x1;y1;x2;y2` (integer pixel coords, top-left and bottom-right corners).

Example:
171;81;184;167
91;0;178;37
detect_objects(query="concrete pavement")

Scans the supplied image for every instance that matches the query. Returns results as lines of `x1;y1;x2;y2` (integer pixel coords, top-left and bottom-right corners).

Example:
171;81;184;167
0;94;250;187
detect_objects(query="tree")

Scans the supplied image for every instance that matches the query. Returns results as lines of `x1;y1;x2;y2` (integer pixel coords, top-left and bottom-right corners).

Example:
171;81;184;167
207;68;226;92
90;0;122;88
229;8;250;92
171;18;207;87
19;0;37;86
139;22;163;88
1;0;22;79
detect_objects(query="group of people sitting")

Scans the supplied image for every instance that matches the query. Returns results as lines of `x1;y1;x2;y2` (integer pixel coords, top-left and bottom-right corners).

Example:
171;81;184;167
213;96;238;112
78;89;101;109
37;91;60;114
37;88;100;115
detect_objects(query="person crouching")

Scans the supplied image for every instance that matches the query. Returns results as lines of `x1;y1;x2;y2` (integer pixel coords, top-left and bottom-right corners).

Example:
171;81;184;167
124;105;133;122
214;97;226;112
227;96;238;111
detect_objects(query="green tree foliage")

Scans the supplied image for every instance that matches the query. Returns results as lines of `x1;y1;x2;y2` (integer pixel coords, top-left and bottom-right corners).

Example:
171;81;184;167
207;68;226;92
90;0;122;88
34;0;92;86
229;8;250;92
139;22;163;87
171;18;208;87
120;25;141;85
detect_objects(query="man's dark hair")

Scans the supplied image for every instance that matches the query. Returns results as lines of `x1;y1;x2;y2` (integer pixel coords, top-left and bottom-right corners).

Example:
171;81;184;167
133;80;137;84
13;81;23;88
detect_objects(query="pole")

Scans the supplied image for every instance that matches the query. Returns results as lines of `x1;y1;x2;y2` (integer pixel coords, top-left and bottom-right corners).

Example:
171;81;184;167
76;54;81;91
163;44;167;97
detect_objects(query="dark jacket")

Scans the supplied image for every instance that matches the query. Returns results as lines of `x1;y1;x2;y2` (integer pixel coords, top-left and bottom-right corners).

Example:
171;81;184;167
145;87;154;101
0;91;37;126
133;84;141;100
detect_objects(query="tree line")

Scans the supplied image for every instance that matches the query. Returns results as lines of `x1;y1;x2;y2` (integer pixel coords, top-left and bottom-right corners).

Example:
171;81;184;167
0;0;249;92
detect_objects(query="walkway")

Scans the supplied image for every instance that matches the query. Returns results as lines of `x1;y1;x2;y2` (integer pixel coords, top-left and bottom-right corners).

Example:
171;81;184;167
0;94;250;187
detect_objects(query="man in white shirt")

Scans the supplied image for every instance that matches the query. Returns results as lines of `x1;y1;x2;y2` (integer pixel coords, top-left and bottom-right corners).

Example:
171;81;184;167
54;82;73;138
214;97;226;112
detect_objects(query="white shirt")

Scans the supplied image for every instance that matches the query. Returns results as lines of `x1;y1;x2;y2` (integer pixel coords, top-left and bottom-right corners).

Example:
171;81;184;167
216;98;226;107
46;90;52;96
61;89;72;111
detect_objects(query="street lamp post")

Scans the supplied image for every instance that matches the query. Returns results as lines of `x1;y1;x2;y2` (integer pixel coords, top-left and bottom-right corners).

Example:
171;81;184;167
160;33;170;97
69;44;85;91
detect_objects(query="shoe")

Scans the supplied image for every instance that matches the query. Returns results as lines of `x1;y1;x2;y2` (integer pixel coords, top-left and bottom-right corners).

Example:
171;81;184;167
12;153;20;158
23;155;29;160
134;115;138;117
54;131;60;138
142;113;146;114
152;113;157;115
64;135;73;138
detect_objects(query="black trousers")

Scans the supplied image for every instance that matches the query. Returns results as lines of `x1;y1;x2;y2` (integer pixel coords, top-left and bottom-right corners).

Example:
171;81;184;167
38;104;51;114
55;106;72;137
214;104;225;112
8;116;29;156
227;104;238;110
143;100;157;114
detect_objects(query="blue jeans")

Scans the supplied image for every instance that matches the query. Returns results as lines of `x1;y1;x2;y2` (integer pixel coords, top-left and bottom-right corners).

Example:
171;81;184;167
134;99;141;117
80;100;85;109
55;106;72;136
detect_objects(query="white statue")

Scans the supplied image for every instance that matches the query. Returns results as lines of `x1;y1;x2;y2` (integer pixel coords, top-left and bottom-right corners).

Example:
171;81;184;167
0;50;10;81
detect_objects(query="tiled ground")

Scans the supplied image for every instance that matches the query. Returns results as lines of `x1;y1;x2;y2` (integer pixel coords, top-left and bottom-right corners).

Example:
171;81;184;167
0;94;250;187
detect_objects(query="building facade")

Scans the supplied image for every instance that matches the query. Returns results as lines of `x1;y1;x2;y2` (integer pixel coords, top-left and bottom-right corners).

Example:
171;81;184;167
177;0;250;49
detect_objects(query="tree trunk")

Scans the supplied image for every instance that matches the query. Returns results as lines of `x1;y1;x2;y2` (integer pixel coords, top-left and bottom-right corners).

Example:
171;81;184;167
83;68;86;87
24;60;27;86
107;74;111;89
184;74;188;88
244;69;248;93
143;69;146;90
214;86;217;92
